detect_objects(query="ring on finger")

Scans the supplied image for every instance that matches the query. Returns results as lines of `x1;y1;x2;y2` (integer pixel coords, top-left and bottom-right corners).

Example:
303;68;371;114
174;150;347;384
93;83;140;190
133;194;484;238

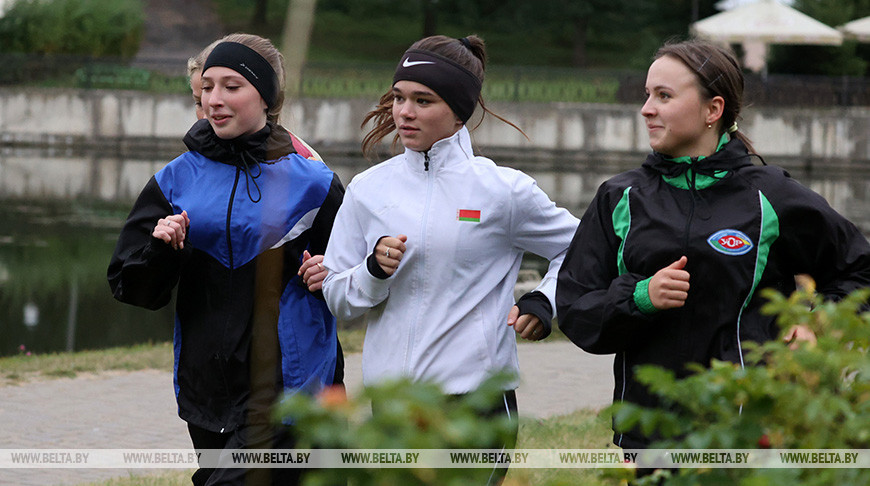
317;263;324;271
385;248;390;258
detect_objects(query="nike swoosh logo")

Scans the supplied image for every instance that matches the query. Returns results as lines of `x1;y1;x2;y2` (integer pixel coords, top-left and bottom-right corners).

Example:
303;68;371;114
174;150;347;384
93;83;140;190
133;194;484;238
402;58;435;67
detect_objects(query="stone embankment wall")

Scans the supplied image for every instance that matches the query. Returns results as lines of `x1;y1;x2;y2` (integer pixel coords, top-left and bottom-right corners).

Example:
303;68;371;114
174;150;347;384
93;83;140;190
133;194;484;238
1;88;869;226
2;87;868;165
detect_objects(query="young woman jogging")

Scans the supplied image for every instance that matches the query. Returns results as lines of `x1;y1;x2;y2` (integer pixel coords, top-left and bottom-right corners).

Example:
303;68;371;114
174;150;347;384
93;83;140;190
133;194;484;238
321;34;579;484
556;39;870;454
108;33;344;485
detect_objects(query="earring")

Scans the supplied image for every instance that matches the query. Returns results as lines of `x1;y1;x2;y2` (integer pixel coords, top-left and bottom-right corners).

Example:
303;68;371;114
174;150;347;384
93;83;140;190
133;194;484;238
707;123;712;129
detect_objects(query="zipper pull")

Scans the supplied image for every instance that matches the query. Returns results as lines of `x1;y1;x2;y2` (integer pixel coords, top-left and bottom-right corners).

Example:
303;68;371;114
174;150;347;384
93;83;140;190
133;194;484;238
688;157;698;190
424;151;430;171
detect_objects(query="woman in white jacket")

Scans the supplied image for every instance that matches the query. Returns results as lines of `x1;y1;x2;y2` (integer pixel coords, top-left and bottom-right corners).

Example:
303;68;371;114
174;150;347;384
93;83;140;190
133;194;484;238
322;34;578;477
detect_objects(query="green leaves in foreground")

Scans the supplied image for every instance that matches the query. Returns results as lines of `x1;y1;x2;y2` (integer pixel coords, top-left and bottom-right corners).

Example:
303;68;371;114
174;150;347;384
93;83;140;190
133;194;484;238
612;286;870;485
274;372;517;486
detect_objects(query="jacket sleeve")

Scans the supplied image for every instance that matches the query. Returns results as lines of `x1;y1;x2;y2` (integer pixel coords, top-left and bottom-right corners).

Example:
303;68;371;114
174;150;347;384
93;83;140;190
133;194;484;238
555;183;655;354
107;176;191;310
510;172;580;328
322;182;394;320
769;174;870;300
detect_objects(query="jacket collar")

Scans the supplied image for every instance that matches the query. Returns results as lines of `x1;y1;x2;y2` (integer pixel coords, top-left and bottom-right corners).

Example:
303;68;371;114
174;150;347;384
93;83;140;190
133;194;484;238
642;136;754;179
402;126;474;173
182;118;296;167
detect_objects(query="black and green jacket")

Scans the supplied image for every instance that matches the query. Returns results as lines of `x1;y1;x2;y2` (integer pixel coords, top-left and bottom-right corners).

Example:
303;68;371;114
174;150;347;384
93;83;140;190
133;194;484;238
556;137;870;448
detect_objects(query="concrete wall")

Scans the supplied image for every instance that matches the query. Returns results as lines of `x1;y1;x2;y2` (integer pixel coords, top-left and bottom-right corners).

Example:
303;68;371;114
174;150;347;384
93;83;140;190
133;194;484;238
2;87;869;169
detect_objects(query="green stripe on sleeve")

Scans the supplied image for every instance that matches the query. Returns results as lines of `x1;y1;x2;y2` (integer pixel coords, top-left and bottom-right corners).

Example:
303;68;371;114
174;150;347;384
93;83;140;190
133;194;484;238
743;191;779;308
749;192;780;298
613;187;632;276
735;191;780;366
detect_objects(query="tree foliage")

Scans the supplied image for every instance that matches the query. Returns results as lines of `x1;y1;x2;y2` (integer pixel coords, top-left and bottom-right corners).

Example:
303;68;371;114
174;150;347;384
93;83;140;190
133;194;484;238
222;0;865;74
768;0;870;75
313;0;722;68
0;0;143;57
275;373;517;486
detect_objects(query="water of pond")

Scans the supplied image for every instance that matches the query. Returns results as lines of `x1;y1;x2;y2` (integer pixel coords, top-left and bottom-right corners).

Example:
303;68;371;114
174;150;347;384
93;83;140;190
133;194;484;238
0;199;174;358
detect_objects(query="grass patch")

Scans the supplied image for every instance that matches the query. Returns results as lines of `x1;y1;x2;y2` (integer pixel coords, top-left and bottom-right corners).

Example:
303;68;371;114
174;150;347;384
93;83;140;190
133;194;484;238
337;324;365;354
79;470;194;486
510;409;627;485
0;342;174;384
0;328;367;385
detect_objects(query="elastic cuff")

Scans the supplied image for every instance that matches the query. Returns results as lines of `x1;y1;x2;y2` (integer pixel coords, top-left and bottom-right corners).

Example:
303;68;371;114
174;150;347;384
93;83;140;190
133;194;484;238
366;253;390;279
145;235;191;261
634;278;657;315
366;236;391;280
516;291;553;338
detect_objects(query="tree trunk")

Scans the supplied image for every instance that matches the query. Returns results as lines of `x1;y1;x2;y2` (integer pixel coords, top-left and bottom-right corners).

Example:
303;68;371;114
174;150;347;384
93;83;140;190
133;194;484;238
282;0;318;101
572;17;588;67
252;0;268;28
422;0;438;38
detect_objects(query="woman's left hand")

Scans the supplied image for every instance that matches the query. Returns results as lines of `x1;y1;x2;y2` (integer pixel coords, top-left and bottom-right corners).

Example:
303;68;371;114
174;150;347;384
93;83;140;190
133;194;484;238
783;324;817;350
298;250;328;292
507;306;544;341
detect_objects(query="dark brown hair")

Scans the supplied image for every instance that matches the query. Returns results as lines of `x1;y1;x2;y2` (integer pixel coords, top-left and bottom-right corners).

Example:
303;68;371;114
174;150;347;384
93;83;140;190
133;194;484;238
654;39;756;154
361;34;525;158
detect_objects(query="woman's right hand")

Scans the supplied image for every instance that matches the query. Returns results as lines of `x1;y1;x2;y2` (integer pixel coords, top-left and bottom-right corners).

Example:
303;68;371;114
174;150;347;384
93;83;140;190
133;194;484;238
648;256;690;310
152;210;190;250
375;234;407;277
299;250;328;292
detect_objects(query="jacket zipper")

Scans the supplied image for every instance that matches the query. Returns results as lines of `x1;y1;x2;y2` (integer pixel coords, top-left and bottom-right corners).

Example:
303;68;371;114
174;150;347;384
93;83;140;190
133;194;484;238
226;168;239;271
405;151;432;374
678;158;699;364
217;166;242;432
683;158;698;251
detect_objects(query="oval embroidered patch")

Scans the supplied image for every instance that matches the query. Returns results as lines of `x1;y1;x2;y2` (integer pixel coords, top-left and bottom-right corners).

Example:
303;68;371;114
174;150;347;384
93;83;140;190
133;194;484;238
707;229;754;256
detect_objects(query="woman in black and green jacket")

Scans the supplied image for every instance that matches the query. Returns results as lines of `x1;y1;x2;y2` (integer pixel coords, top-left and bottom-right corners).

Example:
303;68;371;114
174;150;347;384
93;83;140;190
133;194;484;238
555;39;870;450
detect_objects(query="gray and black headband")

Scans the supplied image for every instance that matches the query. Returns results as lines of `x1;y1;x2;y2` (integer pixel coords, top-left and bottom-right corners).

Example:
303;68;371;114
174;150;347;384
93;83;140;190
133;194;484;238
203;41;278;110
392;48;482;123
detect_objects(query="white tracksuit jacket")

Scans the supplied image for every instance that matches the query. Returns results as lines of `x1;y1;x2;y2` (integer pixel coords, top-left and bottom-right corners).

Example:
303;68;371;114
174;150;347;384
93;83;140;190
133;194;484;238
322;127;579;394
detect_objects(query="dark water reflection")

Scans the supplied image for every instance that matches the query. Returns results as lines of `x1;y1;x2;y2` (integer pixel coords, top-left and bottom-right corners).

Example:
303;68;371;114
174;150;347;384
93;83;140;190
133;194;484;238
1;149;869;358
0;200;174;358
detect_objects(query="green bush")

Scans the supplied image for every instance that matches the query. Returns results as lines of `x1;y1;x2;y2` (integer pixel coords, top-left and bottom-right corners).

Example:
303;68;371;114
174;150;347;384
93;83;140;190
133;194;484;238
0;0;143;57
612;285;870;485
275;373;517;486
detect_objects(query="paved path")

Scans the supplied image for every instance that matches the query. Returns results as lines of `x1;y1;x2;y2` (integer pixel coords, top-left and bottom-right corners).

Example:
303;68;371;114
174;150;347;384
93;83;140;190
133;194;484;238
0;342;613;485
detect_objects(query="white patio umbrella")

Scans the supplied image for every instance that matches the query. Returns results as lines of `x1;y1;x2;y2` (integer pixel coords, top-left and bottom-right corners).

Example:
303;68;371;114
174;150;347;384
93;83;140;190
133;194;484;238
838;16;870;42
691;0;843;73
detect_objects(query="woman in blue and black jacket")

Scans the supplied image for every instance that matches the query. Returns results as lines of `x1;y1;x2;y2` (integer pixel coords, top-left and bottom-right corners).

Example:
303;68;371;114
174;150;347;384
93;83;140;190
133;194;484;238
556;39;870;451
108;33;343;486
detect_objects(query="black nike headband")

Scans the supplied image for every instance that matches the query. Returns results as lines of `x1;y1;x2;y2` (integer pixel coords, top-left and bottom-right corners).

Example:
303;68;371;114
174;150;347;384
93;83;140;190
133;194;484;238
203;41;278;110
392;48;482;123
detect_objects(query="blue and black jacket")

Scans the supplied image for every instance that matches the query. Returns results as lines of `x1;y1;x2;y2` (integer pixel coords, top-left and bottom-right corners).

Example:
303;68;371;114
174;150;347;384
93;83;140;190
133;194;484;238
556;137;870;448
108;119;344;433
